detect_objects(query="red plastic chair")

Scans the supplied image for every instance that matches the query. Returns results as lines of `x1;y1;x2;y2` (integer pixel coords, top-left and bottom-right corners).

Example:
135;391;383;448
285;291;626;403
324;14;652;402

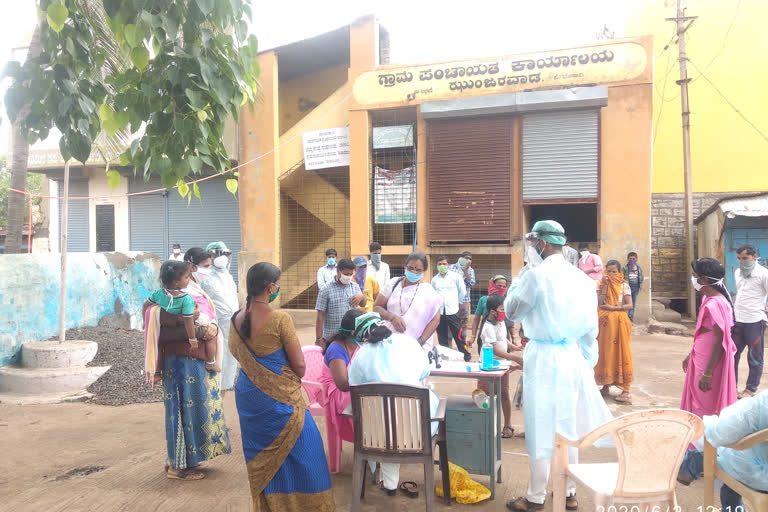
301;345;343;473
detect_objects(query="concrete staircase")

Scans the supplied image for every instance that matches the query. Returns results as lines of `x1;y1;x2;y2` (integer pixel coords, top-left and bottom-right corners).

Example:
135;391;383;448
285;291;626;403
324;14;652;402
0;341;110;405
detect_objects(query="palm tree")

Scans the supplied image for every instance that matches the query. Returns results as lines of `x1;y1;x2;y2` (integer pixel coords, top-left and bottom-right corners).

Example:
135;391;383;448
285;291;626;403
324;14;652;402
4;0;130;254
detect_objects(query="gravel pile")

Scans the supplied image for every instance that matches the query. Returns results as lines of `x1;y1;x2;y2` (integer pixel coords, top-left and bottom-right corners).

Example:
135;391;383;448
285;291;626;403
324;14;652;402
57;326;163;406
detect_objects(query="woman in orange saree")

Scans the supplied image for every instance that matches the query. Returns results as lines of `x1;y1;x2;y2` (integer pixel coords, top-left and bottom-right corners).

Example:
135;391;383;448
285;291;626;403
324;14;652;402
594;260;635;404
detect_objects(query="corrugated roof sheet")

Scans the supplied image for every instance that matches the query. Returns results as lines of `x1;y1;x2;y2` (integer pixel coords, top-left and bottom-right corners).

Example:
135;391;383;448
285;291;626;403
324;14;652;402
720;193;768;218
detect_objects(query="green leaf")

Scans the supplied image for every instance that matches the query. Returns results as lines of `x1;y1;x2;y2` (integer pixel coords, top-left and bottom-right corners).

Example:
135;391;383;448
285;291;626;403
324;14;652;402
177;180;189;198
78;96;97;115
188;155;202;173
99;103;114;123
130;47;149;71
225;178;238;196
119;152;131;166
235;20;248;42
197;110;208;122
46;4;68;33
69;132;92;164
184;88;205;109
195;0;215;16
247;34;258;55
107;170;121;189
193;182;201;200
124;24;143;48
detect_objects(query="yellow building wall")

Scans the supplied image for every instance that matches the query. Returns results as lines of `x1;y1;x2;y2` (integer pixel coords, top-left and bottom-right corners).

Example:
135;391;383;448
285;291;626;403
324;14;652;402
600;84;654;318
278;63;349;136
625;0;768;193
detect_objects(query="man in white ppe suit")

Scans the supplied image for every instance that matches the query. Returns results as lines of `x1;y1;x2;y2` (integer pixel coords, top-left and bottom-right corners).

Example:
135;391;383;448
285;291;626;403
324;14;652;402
202;241;239;390
504;220;613;511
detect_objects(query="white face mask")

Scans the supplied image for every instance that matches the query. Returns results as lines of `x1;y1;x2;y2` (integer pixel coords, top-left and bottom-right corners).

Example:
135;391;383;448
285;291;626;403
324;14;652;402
691;276;703;292
213;255;229;269
339;274;353;285
193;266;211;283
580;250;590;258
173;248;180;254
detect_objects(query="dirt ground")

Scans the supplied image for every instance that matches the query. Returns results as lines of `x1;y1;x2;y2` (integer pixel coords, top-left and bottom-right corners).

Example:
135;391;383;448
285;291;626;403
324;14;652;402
0;329;762;512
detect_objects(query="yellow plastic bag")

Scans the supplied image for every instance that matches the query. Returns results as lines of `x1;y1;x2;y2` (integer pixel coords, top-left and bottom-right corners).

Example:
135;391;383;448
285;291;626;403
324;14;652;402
435;462;491;504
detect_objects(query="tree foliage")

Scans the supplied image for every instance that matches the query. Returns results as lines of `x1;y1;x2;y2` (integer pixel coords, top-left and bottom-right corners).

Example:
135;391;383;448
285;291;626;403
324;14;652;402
3;0;259;195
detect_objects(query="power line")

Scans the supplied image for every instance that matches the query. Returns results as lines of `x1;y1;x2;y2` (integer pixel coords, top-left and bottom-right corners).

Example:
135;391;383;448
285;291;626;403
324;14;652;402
689;59;768;144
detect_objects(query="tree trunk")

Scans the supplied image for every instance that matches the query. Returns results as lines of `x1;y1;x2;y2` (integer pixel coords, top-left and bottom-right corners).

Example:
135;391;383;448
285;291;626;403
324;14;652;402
5;25;42;253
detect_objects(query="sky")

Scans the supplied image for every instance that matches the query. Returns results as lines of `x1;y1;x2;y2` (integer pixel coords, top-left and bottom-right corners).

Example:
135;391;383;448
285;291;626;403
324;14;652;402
0;0;627;154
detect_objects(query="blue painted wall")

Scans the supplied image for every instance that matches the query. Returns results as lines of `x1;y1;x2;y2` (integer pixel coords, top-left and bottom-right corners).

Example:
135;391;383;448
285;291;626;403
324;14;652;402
0;252;159;366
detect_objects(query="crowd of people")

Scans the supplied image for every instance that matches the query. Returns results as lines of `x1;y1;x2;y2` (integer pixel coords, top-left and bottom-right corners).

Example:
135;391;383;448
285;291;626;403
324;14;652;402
141;234;766;511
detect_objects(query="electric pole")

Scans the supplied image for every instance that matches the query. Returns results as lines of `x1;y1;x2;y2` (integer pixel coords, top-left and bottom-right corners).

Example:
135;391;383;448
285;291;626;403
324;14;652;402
667;0;697;318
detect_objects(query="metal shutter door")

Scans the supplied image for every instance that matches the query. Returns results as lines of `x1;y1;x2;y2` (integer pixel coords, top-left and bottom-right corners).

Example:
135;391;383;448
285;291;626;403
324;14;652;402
427;116;512;242
522;110;598;200
167;178;242;283
58;180;90;252
128;177;167;260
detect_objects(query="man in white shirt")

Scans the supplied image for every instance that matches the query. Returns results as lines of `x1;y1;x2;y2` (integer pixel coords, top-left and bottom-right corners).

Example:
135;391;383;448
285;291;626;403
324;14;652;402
316;248;337;290
367;242;390;287
168;243;184;261
431;255;471;361
733;244;768;398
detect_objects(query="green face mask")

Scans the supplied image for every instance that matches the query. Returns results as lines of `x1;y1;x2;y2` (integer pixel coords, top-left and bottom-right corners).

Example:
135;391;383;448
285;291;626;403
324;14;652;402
269;285;280;303
437;264;449;275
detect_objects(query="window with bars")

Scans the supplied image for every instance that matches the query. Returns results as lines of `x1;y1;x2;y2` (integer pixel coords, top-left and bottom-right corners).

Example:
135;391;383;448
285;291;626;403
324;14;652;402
370;108;418;246
279;166;350;309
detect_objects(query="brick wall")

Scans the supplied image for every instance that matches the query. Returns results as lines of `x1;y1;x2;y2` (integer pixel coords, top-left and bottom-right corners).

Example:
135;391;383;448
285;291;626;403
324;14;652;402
651;192;752;299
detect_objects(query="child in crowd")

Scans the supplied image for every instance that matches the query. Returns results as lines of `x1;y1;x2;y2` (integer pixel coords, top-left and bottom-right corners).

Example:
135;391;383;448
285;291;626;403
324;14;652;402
148;260;219;372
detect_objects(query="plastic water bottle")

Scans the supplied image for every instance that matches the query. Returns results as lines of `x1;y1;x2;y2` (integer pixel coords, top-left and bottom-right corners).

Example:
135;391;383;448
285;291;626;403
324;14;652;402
482;345;494;370
472;389;489;409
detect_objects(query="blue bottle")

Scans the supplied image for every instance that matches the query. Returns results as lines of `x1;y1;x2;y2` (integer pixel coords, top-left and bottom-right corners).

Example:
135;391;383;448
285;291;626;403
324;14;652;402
482;346;494;370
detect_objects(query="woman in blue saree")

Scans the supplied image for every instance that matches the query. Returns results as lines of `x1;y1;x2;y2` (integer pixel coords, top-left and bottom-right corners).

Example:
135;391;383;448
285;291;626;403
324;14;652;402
230;262;335;511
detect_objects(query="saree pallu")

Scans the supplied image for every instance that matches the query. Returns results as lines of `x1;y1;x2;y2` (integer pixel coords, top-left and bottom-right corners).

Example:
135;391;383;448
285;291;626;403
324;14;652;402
163;353;231;470
681;295;737;417
594;276;634;391
230;316;335;512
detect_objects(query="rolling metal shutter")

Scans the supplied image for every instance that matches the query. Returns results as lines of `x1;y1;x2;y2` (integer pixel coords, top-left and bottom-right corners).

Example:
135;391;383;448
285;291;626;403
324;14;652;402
427;116;512;242
522;109;598;201
128;177;167;260
58;180;90;252
167;179;242;283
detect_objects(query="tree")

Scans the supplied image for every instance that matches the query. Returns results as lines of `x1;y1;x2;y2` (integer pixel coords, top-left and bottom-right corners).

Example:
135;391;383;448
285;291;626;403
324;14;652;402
0;156;42;230
3;0;259;245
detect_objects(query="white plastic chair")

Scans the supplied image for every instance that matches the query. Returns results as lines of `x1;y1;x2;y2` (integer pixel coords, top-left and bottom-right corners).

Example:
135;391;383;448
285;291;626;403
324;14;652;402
552;409;704;511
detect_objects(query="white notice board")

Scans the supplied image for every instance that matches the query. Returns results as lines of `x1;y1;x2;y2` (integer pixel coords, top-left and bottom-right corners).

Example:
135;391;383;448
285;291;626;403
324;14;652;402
302;127;350;170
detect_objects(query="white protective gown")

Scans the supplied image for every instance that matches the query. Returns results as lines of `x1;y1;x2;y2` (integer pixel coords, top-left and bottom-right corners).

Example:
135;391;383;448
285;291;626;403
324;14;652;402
504;253;613;459
201;266;240;390
705;390;768;491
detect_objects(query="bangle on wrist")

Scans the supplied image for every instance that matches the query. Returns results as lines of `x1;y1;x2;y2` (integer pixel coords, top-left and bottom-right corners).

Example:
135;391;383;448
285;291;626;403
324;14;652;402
417;336;425;345
206;360;216;365
702;372;712;377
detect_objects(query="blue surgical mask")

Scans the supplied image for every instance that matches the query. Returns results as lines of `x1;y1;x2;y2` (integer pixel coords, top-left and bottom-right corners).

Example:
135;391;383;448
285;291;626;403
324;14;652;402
327;257;336;266
370;253;382;265
405;270;423;283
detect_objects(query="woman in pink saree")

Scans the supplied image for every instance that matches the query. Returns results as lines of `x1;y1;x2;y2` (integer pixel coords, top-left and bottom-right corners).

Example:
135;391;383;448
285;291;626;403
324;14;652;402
318;309;365;443
372;252;442;353
681;258;738;418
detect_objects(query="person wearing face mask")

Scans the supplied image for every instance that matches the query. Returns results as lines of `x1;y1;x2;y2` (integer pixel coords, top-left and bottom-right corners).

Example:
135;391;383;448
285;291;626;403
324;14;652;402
503;220;612;512
317;248;338;290
469;275;511;351
476;294;523;439
230;262;335;509
368;242;390;287
622;251;645;322
431;255;472;361
347;312;440;496
202;241;240;391
373;252;443;353
318;309;365;467
681;258;738;419
315;258;366;351
183;247;223;374
450;251;476;331
353;256;379;313
168;243;184;261
577;242;603;284
732;244;768;398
